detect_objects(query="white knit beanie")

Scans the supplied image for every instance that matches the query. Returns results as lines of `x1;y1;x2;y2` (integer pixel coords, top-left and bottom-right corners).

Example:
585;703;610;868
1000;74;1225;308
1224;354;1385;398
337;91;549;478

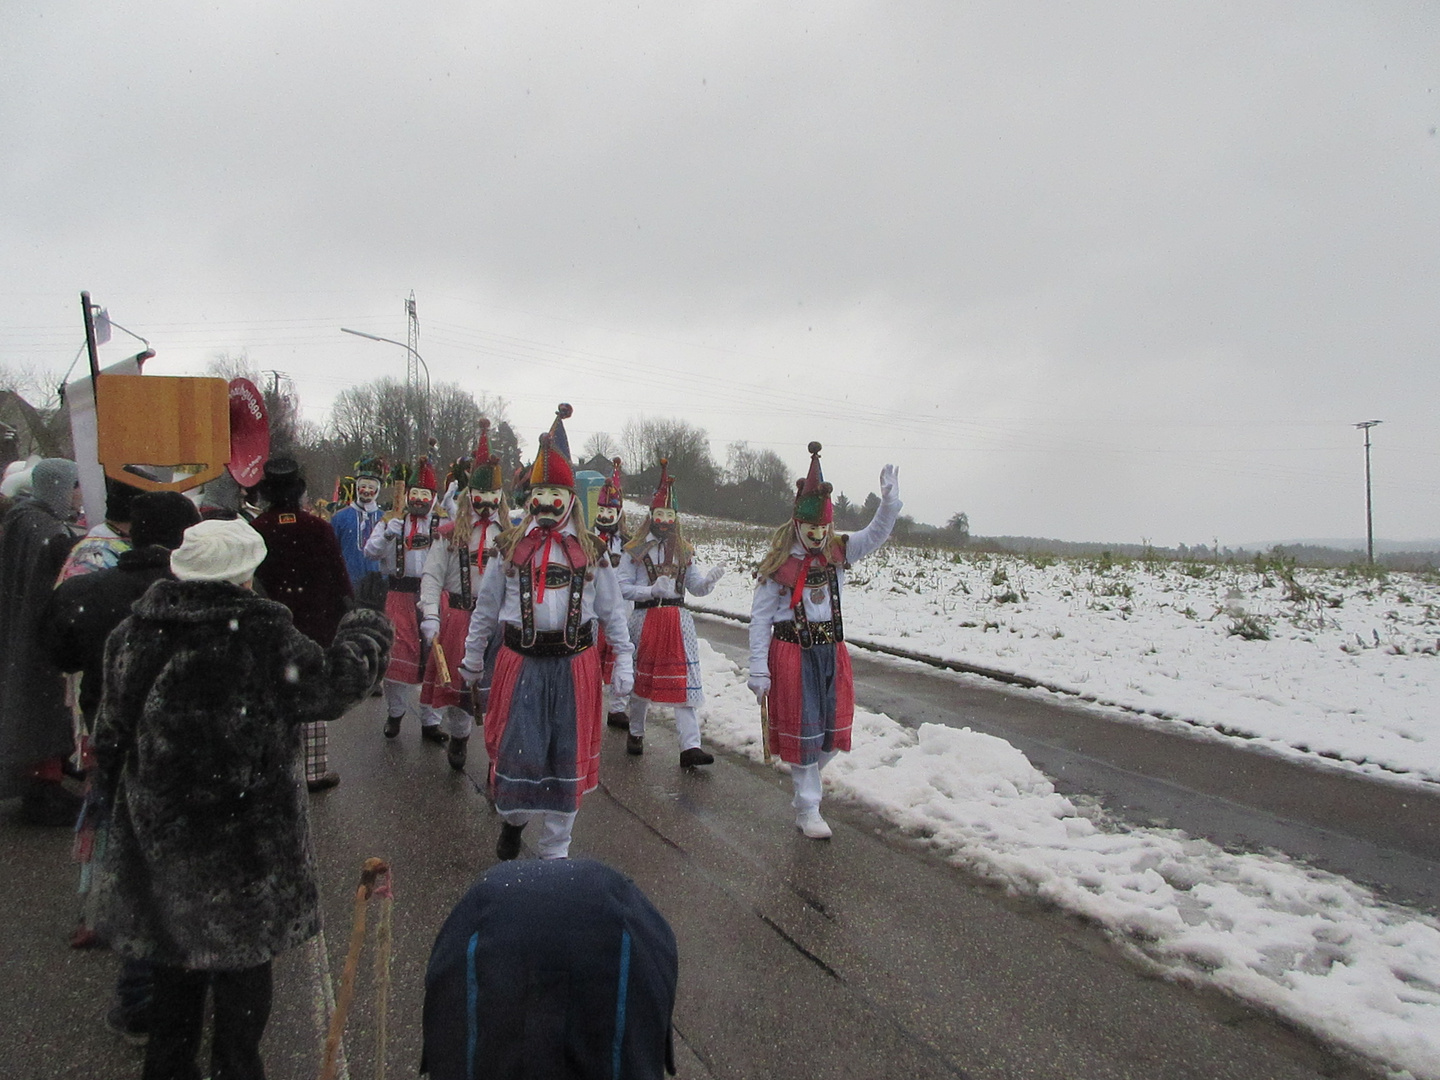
170;517;268;585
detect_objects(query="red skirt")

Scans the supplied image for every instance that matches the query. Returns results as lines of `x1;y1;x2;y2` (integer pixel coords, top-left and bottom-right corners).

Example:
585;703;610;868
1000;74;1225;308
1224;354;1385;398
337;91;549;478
383;588;423;684
484;643;603;813
632;606;689;704
767;638;854;765
420;595;470;709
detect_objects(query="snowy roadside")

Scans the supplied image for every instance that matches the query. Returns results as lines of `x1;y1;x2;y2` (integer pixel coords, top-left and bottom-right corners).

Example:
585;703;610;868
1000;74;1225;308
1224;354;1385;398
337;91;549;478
683;525;1440;788
690;640;1440;1080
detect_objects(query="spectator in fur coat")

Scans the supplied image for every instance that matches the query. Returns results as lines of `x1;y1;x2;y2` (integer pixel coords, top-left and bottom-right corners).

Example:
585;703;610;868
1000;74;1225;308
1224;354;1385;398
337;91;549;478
90;516;393;1080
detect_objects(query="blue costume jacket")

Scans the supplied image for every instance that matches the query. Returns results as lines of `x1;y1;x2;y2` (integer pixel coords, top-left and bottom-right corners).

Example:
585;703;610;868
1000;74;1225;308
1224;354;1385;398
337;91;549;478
330;501;385;586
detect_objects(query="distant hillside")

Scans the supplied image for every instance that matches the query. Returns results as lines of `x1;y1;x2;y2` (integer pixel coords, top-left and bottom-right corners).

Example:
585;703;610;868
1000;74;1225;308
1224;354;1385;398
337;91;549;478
965;535;1439;571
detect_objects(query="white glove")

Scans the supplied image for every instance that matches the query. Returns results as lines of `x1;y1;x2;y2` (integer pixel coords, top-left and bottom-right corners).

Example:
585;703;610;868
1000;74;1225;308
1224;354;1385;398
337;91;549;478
880;464;900;502
613;660;635;699
420;617;440;644
458;661;482;686
747;674;770;702
703;565;724;588
385;517;404;538
650;576;678;600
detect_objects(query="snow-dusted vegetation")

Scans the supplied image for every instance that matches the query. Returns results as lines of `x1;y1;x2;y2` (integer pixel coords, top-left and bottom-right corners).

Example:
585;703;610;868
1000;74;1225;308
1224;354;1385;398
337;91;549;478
679;512;1440;785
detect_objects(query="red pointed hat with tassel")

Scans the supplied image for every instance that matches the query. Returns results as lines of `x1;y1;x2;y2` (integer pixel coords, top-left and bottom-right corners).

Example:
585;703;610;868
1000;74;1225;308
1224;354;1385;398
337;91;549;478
650;457;676;510
469;418;505;490
599;456;624;509
792;441;833;524
413;453;439;494
528;403;576;489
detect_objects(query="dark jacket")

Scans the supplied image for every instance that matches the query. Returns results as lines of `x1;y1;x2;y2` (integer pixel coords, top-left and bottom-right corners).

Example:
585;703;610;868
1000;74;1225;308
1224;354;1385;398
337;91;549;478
46;544;175;721
251;507;353;646
423;858;678;1080
0;497;79;798
91;582;392;969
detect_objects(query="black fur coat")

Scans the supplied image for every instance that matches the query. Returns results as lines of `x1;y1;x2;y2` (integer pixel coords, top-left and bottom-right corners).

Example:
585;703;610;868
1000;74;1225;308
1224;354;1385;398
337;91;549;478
91;580;392;969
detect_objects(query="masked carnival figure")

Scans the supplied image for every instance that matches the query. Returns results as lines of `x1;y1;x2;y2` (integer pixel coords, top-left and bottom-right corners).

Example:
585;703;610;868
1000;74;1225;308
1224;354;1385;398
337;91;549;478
747;444;901;839
458;405;634;861
615;459;725;767
419;421;510;773
330;456;388;609
595;457;634;730
364;455;448;744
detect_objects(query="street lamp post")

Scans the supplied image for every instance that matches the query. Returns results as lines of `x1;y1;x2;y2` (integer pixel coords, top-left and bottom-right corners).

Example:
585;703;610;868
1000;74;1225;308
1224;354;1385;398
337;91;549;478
1354;420;1382;566
340;327;432;459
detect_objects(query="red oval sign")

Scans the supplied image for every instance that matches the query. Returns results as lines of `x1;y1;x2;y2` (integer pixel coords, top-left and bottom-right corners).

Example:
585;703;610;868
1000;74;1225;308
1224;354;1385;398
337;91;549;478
227;378;271;486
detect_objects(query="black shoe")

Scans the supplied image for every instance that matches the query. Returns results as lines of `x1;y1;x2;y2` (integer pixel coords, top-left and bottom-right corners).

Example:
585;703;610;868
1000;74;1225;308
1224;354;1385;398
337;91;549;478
106;1004;149;1046
447;736;469;771
307;771;341;793
626;734;644;756
679;747;714;768
421;725;448;745
384;714;403;739
496;823;525;861
607;711;630;729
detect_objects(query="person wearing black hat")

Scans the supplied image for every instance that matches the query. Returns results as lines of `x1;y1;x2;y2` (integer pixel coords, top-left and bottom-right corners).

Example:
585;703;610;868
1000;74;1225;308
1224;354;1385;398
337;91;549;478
422;858;678;1080
251;457;355;792
747;445;901;840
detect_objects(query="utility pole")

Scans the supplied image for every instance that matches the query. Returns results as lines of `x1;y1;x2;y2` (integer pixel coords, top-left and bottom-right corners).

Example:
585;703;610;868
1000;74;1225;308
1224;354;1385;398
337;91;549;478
405;292;426;440
1354;420;1382;565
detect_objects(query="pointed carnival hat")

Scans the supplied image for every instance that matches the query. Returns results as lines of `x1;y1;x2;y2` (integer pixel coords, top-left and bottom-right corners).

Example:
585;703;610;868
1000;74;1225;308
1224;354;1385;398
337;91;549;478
598;456;624;509
528;403;576;489
469;418;505;490
354;454;385;481
793;441;833;525
650;457;676;511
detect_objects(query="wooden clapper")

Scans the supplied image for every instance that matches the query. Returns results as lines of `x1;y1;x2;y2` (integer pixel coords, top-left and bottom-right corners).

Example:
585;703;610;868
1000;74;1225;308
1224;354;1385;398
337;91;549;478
95;374;231;493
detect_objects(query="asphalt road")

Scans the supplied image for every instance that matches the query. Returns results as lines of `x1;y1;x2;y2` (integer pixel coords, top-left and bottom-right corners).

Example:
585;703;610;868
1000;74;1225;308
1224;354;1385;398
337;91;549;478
692;614;1440;915
4;680;1397;1080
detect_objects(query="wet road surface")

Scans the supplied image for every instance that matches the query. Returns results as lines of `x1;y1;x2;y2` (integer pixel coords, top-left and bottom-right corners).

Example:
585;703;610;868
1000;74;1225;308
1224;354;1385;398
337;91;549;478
2;683;1397;1079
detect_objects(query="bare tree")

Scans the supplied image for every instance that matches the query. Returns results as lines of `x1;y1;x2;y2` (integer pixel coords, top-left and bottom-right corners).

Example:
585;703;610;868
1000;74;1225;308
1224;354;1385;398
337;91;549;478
620;416;718;488
582;430;619;460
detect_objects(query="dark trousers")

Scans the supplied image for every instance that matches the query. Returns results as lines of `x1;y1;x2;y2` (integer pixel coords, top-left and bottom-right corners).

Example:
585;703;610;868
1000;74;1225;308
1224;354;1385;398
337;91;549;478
143;961;273;1080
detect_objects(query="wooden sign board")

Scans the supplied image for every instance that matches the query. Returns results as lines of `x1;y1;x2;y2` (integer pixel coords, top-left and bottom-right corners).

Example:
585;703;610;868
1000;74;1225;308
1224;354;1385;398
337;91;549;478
95;374;231;492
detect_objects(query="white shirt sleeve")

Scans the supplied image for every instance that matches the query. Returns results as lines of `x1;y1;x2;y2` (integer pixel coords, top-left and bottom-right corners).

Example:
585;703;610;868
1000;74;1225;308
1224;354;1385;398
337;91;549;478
615;550;653;602
845;487;903;564
747;579;786;678
419;543;451;620
460;556;508;677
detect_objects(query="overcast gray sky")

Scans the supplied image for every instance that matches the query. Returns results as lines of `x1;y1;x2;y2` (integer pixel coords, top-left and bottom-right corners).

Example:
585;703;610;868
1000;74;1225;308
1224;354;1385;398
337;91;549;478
4;1;1438;545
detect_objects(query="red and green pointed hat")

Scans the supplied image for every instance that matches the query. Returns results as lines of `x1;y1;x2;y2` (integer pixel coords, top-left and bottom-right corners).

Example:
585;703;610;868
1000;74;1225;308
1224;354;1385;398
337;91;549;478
528;403;576;489
413;453;438;494
650;457;676;511
599;457;624;509
793;441;833;525
469;418;504;490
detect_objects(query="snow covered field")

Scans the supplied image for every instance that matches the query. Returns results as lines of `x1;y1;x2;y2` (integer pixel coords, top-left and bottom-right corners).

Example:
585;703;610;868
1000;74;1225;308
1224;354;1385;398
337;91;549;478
687;521;1440;786
667;517;1440;1078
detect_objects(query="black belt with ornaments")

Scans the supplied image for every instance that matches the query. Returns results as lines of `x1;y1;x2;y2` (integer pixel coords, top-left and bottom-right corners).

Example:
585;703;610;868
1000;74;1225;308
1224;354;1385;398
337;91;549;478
773;618;841;646
503;622;595;657
387;575;421;593
634;598;683;610
447;591;475;611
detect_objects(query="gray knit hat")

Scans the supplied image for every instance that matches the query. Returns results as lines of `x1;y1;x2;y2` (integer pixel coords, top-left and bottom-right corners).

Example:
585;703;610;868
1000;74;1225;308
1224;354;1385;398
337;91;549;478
170;517;267;585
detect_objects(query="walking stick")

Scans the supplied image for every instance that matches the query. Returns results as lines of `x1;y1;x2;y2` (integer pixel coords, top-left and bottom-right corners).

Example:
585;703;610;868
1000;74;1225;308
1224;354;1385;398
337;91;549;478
319;858;392;1080
760;692;773;765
